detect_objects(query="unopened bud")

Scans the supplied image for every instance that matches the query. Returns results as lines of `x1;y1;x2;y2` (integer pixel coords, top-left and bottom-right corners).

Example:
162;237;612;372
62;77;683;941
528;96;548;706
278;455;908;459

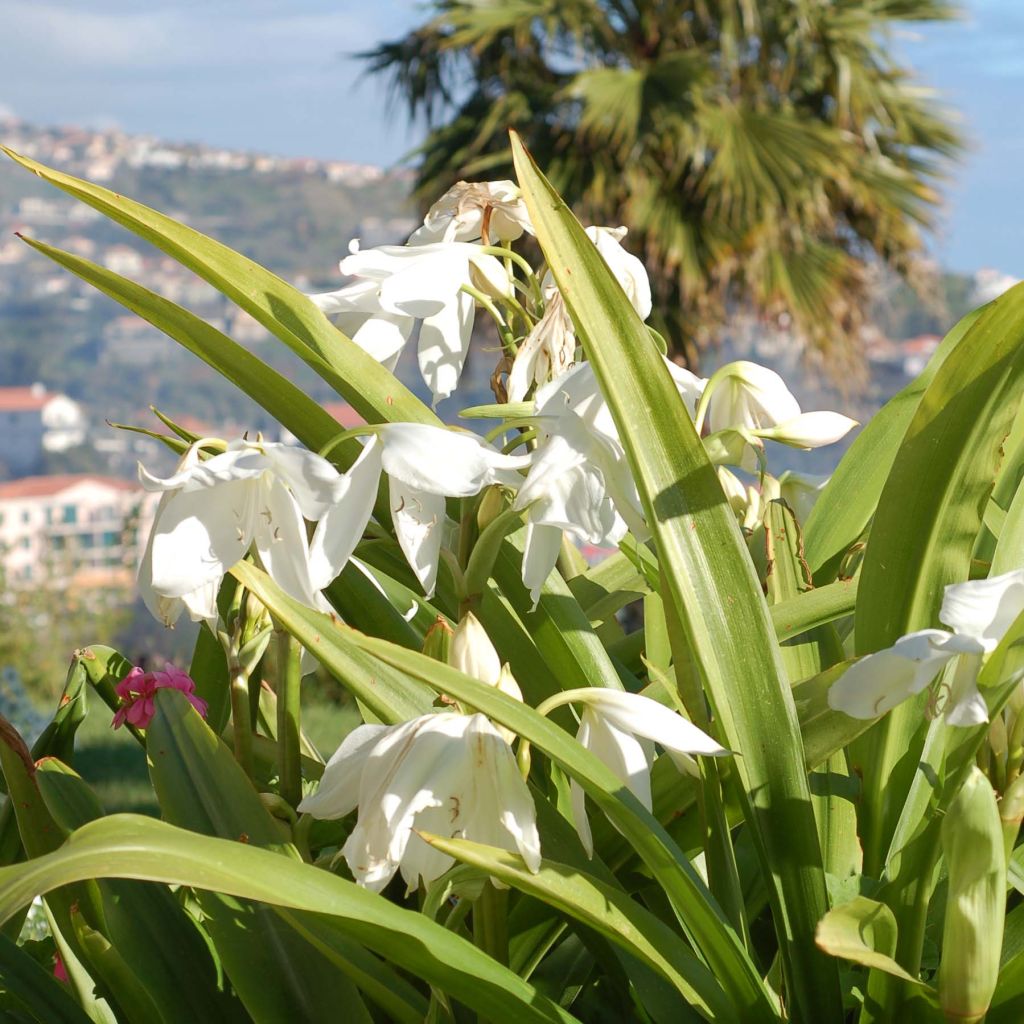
937;767;1005;1023
492;664;523;744
476;485;506;532
449;612;501;686
421;616;454;664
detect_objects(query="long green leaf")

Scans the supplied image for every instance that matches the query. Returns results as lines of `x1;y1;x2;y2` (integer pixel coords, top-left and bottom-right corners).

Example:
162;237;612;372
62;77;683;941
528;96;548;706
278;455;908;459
2;148;436;430
510;133;840;1019
230;561;777;1021
0;815;583;1024
425;835;732;1021
854;284;1024;876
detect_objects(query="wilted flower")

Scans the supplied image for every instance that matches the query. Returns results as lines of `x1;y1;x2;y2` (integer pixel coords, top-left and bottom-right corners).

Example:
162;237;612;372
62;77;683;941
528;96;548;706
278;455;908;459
113;664;207;729
138;437;378;626
298;712;541;892
565;689;730;855
828;569;1024;726
408;180;532;245
311;241;510;405
507;226;654;401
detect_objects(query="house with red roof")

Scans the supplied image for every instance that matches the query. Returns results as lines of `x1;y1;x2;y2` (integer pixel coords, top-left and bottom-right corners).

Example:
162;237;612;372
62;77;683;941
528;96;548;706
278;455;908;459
0;384;86;477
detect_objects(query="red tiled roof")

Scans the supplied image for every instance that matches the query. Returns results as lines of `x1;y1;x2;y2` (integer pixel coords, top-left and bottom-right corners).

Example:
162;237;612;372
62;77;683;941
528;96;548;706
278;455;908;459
0;386;50;411
0;475;138;500
322;402;365;429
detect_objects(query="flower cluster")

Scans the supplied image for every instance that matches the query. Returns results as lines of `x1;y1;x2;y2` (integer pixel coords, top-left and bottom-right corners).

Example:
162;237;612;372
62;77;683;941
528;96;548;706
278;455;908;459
128;177;863;892
112;664;207;730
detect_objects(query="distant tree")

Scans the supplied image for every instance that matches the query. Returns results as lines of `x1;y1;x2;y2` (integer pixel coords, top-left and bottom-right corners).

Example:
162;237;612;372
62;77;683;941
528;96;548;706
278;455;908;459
365;0;962;372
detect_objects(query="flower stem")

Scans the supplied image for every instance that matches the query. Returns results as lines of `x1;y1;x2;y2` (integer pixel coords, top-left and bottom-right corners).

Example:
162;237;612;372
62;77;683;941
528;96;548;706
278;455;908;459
275;627;303;807
474;880;508;974
229;664;254;778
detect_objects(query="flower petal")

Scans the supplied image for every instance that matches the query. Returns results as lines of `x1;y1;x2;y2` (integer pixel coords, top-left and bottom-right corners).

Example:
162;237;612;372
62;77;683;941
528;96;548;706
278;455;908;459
298;723;391;819
520;521;563;609
390;477;447;597
940;569;1024;651
764;411;858;449
827;629;961;719
308;436;382;592
380;423;529;496
148;478;255;599
261;443;346;521
418;288;473;406
253;478;322;608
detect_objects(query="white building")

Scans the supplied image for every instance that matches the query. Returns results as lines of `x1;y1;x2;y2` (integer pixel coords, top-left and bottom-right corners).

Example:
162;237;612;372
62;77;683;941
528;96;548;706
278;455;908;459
0;385;87;476
0;474;156;588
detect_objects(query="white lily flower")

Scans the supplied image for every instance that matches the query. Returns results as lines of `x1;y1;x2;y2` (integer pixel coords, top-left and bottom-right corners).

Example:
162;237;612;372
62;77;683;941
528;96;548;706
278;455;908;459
311;241;510;405
828;569;1024;726
705;361;857;451
567;689;730;855
298;712;541;892
408;180;533;246
449;612;524;742
510;360;705;605
365;424;529;598
138;438;377;626
507;226;655;401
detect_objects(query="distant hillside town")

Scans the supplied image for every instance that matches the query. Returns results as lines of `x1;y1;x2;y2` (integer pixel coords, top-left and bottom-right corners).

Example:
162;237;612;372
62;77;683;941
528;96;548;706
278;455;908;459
0;115;1021;592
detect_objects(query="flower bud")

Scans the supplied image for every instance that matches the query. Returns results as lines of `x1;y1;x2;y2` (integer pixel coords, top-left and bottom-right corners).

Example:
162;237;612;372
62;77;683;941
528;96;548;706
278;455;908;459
758;411;858;449
422;616;454;664
492;664;524;744
449;612;501;685
476;485;507;532
937;767;1005;1023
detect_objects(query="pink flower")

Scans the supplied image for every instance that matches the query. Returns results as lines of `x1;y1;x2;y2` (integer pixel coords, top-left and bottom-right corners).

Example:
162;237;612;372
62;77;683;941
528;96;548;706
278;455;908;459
112;664;208;729
53;953;67;983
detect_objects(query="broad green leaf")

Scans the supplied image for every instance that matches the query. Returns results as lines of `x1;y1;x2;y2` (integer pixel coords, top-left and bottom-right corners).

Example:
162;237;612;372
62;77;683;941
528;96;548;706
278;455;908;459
815;897;923;984
425;835;733;1021
511;132;840;1020
0;815;583;1024
145;692;372;1023
2;148;436;431
231;562;777;1020
804;304;985;579
0;931;93;1024
853;284;1024;878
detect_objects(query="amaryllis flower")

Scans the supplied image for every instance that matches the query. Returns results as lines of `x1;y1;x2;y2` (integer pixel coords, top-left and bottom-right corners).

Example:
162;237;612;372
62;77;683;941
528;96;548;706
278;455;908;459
311;241;510;405
357;424;529;597
705;361;857;450
566;690;730;855
112;664;208;729
828;569;1024;726
137;437;378;626
408;180;533;246
298;712;541;892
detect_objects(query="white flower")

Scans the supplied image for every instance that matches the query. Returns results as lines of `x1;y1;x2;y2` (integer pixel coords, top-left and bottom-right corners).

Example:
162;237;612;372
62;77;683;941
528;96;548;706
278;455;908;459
567;689;730;855
138;438;378;626
298;712;541;892
828;569;1024;726
507;226;655;401
705;361;857;450
356;424;529;598
449;612;524;742
506;289;577;402
408;180;532;246
311;241;510;405
509;359;705;605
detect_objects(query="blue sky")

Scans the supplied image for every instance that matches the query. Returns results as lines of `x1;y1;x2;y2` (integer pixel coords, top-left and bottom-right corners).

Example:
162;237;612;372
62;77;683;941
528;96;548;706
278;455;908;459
0;0;1021;275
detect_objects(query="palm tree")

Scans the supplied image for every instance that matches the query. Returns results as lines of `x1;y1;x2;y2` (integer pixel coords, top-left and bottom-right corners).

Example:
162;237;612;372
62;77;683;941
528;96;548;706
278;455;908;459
364;0;961;372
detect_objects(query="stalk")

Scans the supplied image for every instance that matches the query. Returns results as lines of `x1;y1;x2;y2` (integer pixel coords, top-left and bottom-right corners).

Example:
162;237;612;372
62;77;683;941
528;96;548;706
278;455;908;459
275;627;303;807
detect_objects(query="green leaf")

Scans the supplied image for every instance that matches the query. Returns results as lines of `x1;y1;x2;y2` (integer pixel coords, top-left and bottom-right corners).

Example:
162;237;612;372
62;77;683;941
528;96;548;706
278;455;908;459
0;931;93;1024
230;563;778;1021
511;132;840;1020
424;834;733;1021
804;304;984;579
854;284;1024;876
2;148;436;431
0;815;584;1024
815;896;924;985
